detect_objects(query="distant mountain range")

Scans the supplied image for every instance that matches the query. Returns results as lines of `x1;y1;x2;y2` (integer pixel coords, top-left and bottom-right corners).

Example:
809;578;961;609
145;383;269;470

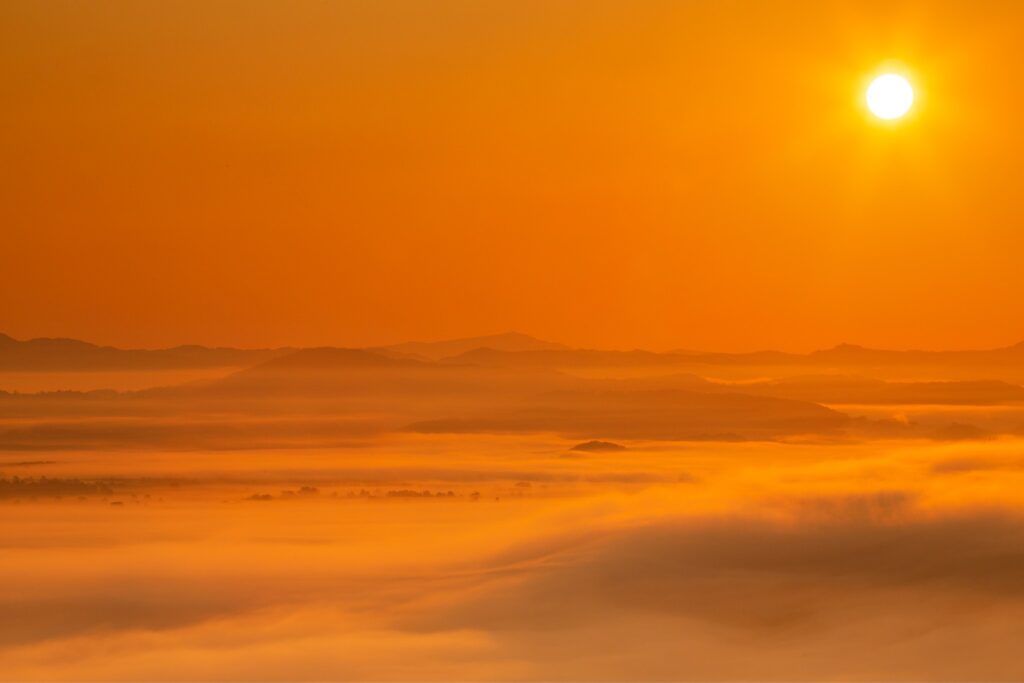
4;330;1024;378
443;341;1024;369
5;331;1024;447
0;331;567;371
0;333;288;371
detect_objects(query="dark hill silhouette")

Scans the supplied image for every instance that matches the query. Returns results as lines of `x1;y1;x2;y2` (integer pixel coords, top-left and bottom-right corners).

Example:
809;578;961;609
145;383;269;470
174;346;579;407
571;440;628;452
0;333;288;371
170;347;440;398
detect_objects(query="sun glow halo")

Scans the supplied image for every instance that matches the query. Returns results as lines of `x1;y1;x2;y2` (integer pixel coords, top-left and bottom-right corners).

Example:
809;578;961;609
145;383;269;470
866;73;914;120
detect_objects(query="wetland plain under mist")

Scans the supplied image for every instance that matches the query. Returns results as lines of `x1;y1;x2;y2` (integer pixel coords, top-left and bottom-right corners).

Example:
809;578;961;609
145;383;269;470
4;332;1024;680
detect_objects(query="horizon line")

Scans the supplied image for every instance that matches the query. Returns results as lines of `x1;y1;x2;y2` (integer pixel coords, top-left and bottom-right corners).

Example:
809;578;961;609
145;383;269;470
3;330;1023;357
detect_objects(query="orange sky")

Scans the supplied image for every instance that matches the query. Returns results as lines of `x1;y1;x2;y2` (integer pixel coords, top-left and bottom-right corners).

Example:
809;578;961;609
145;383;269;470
3;0;1023;352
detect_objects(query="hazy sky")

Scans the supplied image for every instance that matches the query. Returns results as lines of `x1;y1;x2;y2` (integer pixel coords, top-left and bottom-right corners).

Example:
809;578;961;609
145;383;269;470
3;0;1023;351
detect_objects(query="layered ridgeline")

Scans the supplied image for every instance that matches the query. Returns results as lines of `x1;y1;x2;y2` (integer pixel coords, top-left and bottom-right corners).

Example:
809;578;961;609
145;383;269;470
5;330;1024;378
3;332;1024;449
0;333;287;371
0;331;563;371
442;342;1024;382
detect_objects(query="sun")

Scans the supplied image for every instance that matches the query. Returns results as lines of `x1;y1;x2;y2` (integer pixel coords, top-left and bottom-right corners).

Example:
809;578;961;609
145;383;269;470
866;73;914;120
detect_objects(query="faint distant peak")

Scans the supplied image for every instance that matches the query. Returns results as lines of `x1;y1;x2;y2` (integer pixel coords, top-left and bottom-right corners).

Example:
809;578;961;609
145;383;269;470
814;343;874;354
830;342;868;351
811;341;1024;359
570;440;628;452
385;332;569;361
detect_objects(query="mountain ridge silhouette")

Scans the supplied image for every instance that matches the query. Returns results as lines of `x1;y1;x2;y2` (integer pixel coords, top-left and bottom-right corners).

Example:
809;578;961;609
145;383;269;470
5;331;1024;373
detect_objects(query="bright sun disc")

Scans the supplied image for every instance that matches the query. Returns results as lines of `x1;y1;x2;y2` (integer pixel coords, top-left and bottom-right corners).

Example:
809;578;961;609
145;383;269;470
866;73;914;120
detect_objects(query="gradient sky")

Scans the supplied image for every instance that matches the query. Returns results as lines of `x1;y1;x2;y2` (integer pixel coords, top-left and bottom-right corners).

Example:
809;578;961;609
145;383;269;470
3;0;1023;351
